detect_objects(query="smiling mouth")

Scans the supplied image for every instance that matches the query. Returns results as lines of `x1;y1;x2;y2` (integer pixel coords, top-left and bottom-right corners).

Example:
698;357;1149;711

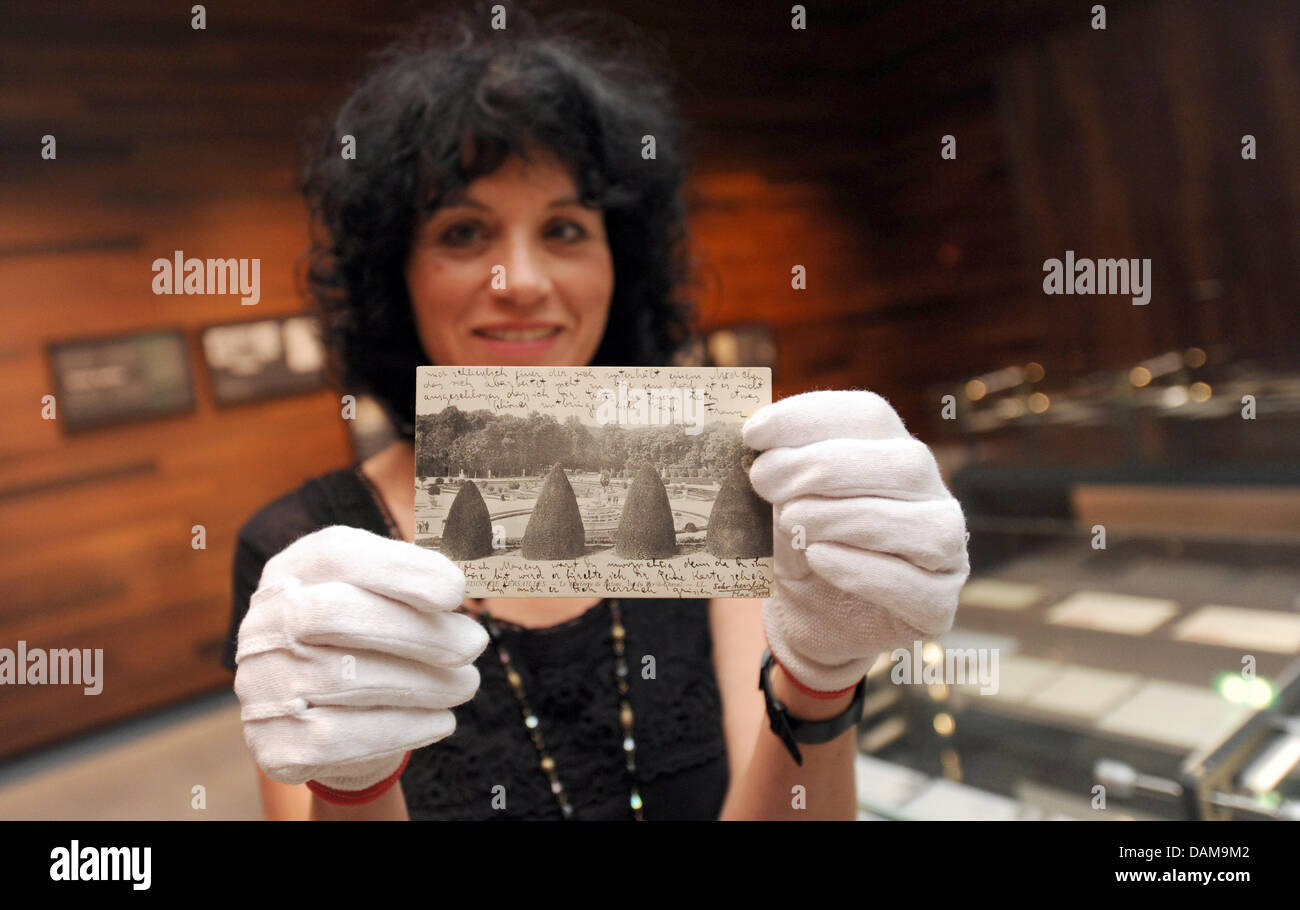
473;326;563;342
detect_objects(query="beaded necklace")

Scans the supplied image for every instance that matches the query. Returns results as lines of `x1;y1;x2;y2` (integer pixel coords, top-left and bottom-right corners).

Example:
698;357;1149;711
478;599;645;821
349;471;644;819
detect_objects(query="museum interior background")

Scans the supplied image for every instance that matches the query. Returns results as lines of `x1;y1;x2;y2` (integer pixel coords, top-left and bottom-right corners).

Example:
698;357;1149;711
1;0;1298;819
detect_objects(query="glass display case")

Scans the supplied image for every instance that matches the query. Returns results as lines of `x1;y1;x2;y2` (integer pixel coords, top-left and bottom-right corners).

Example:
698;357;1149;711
853;353;1300;820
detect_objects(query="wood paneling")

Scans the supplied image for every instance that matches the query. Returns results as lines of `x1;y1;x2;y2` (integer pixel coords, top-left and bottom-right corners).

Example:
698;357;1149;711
1000;0;1300;371
0;1;385;756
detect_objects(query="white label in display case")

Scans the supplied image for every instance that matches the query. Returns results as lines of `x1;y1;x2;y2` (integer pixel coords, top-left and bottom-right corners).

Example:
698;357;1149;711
900;779;1031;821
1095;680;1253;751
1044;591;1179;636
958;578;1045;611
1171;605;1300;654
854;754;930;817
956;654;1061;703
1022;666;1144;721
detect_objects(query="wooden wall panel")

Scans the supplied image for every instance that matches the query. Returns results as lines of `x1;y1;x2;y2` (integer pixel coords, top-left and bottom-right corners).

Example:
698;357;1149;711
0;0;362;752
999;0;1300;371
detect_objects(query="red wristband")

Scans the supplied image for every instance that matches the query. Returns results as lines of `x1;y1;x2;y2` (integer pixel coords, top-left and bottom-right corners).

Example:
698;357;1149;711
769;651;861;700
306;751;412;806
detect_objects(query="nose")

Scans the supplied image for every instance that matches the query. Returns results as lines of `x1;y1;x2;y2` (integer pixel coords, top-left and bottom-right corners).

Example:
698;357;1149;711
489;231;552;310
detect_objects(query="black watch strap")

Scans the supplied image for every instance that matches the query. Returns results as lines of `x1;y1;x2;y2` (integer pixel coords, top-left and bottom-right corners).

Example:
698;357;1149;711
758;648;867;766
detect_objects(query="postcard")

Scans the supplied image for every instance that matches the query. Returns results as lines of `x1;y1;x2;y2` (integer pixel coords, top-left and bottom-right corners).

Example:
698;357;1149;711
414;365;773;598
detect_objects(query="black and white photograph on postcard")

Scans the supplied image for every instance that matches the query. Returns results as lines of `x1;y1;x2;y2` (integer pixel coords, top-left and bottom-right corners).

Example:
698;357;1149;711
415;365;773;597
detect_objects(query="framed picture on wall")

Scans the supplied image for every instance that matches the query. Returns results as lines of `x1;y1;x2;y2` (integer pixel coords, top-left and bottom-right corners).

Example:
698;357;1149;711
47;329;196;433
200;315;327;405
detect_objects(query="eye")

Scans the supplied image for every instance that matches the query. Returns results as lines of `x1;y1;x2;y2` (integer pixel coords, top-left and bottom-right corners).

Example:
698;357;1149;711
548;219;589;242
439;220;485;246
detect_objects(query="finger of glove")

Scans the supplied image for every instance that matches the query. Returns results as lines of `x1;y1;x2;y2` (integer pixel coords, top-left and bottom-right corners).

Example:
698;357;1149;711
749;437;948;504
237;581;488;667
235;647;480;719
259;525;465;613
245;705;457;783
772;518;811;580
778;496;968;572
803;541;967;636
743;390;908;450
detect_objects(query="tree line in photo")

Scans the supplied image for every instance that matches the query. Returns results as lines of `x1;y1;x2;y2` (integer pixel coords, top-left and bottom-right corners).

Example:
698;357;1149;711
416;407;751;482
438;461;773;562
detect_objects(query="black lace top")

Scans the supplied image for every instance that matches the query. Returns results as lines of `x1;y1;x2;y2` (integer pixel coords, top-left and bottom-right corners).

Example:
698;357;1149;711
221;466;730;820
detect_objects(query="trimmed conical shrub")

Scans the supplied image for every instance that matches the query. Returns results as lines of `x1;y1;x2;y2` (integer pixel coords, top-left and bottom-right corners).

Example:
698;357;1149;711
706;461;773;558
521;463;586;559
441;480;494;560
614;462;677;558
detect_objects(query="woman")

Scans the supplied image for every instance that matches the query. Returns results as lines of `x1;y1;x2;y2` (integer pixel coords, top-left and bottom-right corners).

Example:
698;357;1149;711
221;1;969;821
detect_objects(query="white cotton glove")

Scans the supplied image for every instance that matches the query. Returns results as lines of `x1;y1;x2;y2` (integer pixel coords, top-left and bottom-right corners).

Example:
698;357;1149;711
744;390;969;693
234;525;488;791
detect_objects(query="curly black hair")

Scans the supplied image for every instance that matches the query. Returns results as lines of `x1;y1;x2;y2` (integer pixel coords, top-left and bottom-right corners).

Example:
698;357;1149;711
300;0;699;438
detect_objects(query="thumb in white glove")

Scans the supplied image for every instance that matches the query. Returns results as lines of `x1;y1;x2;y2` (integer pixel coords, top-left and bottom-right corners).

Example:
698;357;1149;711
744;390;969;692
234;525;488;791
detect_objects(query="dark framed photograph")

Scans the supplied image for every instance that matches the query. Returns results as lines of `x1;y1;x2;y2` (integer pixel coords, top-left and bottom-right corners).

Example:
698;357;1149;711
199;315;327;406
47;328;196;433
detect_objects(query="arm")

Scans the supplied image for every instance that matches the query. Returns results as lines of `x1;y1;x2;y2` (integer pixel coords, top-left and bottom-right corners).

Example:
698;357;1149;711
255;766;312;820
254;763;411;821
711;598;857;820
711;389;969;820
309;783;410;821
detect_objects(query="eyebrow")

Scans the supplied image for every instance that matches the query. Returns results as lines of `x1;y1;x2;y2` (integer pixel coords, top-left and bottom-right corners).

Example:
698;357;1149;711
442;195;585;211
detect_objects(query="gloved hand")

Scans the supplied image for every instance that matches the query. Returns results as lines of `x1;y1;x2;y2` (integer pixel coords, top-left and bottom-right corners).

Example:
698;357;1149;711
234;525;487;795
743;390;969;693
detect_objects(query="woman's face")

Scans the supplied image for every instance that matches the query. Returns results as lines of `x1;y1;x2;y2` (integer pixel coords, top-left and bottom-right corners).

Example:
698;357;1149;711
405;149;614;367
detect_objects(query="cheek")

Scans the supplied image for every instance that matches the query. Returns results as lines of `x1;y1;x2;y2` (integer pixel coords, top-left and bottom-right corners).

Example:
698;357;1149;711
575;253;615;330
406;254;474;355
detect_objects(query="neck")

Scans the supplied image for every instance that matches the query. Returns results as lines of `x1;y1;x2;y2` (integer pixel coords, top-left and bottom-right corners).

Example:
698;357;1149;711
359;439;416;541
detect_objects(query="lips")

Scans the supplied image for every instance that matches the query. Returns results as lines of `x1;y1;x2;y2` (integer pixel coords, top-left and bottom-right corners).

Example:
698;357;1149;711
472;323;563;342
